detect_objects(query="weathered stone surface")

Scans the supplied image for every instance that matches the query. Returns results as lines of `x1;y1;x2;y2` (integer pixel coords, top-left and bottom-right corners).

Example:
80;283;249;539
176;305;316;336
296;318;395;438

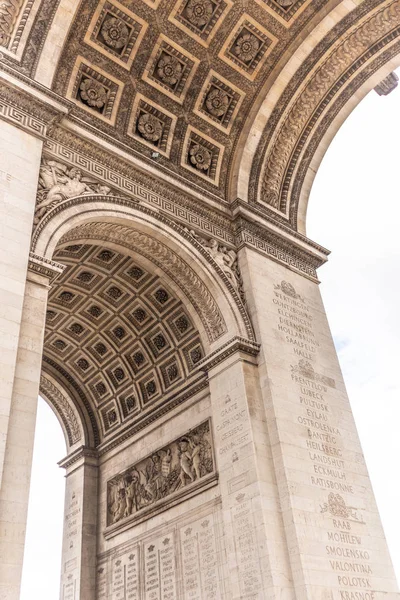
0;2;399;599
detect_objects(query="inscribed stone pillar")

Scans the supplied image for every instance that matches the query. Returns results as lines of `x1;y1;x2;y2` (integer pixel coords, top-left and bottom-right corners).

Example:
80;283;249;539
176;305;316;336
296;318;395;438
0;263;54;600
238;246;399;600
59;448;99;600
205;344;294;600
0;120;43;486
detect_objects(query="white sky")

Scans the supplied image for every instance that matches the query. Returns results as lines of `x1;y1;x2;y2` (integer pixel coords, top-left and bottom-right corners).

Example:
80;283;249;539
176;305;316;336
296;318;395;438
20;75;400;598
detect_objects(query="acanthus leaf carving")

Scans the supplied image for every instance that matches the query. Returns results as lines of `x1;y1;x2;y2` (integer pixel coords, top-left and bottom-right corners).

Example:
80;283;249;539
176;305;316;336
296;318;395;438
40;375;82;446
260;0;400;212
0;0;24;48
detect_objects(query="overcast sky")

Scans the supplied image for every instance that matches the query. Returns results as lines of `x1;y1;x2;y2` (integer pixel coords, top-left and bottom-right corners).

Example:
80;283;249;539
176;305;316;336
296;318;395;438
20;74;400;598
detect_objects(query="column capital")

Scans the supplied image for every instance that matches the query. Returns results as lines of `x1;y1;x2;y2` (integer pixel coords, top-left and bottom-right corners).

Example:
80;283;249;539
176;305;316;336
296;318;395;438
0;64;72;139
233;211;329;282
27;252;65;286
58;446;99;472
197;336;260;373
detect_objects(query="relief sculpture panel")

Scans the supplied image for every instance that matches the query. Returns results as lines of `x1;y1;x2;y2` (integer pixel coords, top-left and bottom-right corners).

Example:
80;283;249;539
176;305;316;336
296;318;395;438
107;420;215;528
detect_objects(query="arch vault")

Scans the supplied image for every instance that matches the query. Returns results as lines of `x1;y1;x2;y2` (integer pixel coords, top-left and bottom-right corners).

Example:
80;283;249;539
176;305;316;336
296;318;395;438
0;1;399;599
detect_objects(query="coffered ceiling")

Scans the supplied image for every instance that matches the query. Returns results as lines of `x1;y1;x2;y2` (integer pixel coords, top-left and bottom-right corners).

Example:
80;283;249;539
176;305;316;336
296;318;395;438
49;0;336;202
43;243;206;443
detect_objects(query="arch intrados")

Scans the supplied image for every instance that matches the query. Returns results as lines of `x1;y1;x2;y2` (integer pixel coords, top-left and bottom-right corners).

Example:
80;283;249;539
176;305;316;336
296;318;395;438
233;0;365;203
33;195;253;345
40;360;100;448
39;372;87;452
55;234;212;350
234;0;400;231
296;55;400;234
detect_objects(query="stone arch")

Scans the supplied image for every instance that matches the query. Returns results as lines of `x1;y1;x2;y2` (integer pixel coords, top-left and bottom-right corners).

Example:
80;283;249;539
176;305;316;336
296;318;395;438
39;372;86;451
32;194;255;346
235;0;400;232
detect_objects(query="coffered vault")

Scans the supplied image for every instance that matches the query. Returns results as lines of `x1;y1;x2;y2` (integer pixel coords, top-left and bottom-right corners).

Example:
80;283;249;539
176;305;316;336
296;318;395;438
1;1;400;232
1;1;400;600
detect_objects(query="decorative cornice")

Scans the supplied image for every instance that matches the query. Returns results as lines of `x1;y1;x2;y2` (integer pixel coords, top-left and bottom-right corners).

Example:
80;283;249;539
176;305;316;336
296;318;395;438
0;65;71;138
58;445;99;470
28;252;65;283
45;126;233;236
196;336;261;372
374;70;399;95
38;135;330;283
234;216;328;282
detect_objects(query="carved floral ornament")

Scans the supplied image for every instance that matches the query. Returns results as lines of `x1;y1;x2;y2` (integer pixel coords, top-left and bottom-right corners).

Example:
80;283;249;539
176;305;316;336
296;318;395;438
234;32;260;63
156;54;183;86
189;143;212;171
256;0;400;213
205;88;229;117
100;16;129;50
80;78;108;108
137;113;163;142
185;0;214;27
0;0;24;47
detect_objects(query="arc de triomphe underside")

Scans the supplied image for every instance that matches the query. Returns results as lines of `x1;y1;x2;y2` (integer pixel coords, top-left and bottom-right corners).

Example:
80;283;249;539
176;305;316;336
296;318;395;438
0;1;399;599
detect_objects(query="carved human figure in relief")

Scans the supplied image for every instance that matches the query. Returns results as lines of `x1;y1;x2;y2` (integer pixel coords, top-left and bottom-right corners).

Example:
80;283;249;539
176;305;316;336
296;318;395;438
204;238;240;291
178;436;202;486
107;421;214;525
35;160;112;224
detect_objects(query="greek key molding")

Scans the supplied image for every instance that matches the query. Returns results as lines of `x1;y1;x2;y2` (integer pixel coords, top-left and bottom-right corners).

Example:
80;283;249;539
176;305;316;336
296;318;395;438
196;336;261;372
39;137;327;283
58;446;99;470
43;135;234;245
235;217;327;282
0;68;71;138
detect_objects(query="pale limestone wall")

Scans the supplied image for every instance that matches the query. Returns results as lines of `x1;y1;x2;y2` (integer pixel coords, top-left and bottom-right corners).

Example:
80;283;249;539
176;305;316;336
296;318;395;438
94;392;223;598
0;273;49;600
86;351;293;600
239;246;399;600
61;452;98;600
0;120;43;487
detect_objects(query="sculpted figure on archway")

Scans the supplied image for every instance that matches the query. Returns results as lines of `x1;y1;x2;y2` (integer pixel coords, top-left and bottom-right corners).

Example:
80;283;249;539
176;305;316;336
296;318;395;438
0;1;400;599
35;160;113;223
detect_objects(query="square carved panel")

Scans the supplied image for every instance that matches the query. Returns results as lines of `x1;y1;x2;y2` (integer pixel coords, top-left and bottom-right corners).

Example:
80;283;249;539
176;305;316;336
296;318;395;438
84;0;148;69
143;35;199;104
67;58;124;125
254;0;314;27
127;93;177;156
169;0;233;47
219;15;278;80
182;126;224;184
194;70;244;133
